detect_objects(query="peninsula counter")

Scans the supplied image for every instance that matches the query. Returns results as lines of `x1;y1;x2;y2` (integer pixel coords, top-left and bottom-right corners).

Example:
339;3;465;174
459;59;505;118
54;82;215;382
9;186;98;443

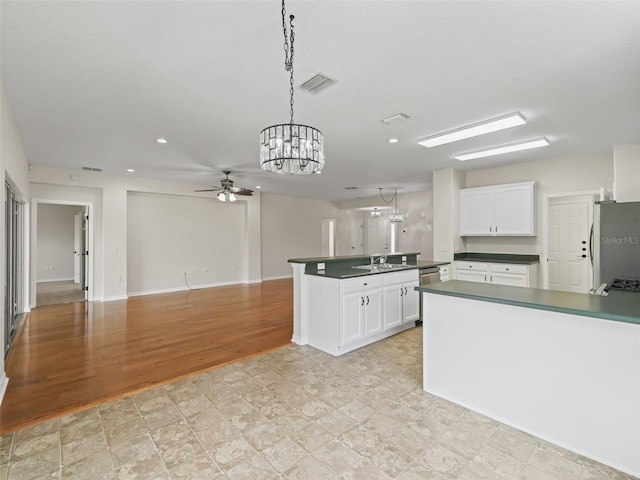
416;281;640;477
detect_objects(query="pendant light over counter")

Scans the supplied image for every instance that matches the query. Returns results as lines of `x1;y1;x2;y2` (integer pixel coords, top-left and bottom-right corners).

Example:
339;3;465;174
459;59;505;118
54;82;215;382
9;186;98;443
259;0;325;175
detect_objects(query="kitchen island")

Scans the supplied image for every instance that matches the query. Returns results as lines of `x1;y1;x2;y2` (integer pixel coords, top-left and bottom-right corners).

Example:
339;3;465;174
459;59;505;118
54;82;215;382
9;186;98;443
416;280;640;477
289;253;447;355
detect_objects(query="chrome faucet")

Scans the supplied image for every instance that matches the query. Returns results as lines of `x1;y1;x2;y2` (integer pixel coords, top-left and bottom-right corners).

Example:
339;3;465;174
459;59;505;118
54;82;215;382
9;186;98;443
371;254;387;265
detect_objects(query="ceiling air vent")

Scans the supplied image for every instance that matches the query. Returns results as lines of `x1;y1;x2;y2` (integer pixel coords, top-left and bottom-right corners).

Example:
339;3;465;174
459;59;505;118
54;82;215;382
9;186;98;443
297;73;337;95
82;166;102;172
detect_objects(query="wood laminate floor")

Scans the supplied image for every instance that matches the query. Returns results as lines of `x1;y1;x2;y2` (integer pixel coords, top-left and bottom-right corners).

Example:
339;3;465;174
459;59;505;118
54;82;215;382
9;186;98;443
0;279;293;434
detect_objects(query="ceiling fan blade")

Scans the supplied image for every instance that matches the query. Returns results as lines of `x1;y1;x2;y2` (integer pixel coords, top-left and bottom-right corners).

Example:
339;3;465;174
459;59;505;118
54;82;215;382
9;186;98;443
194;187;223;192
235;189;253;196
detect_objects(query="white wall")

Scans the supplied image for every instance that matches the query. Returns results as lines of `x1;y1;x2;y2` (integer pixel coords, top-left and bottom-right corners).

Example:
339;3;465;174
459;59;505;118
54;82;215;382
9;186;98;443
29;166;262;301
36;204;80;282
260;193;340;279
338;190;434;260
127;192;246;295
432;168;466;261
1;81;31;404
464;155;613;254
614;144;640;202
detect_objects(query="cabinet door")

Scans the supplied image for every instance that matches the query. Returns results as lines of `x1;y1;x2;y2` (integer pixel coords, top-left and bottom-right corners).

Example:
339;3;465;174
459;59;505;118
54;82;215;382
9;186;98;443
493;184;535;235
341;292;364;346
383;284;402;330
456;270;487;283
490;272;528;287
460;189;493;235
402;280;420;323
364;289;383;336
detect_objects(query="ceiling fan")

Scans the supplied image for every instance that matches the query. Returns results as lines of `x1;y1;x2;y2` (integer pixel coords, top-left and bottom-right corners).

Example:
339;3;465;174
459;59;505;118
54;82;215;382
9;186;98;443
195;170;253;202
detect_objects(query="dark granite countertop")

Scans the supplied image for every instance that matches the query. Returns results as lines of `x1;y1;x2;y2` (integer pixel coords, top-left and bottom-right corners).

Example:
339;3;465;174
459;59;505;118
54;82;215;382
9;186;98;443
307;264;419;279
453;253;540;264
417;260;450;269
416;280;640;326
288;253;420;264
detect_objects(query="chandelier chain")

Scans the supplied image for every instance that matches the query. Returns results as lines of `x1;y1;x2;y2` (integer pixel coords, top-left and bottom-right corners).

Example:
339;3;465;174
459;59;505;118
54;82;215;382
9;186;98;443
282;0;295;125
378;187;397;204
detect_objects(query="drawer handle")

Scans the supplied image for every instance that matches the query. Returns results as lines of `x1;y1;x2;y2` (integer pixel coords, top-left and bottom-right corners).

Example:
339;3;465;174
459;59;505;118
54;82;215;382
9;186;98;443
366;296;370;305
361;297;364;306
506;268;509;271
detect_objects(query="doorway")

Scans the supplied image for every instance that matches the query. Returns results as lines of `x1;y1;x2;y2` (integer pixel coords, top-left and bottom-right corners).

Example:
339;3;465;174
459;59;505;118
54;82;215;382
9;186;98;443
5;181;26;357
321;218;337;257
32;201;92;307
545;195;594;293
367;217;391;254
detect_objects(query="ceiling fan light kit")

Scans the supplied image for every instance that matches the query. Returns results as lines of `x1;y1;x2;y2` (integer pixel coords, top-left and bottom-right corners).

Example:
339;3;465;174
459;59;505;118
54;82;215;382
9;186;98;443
259;0;325;175
195;170;253;202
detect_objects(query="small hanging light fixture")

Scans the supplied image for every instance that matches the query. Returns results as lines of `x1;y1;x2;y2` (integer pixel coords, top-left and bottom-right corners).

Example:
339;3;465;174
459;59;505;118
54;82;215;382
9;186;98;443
259;0;325;175
371;208;381;218
379;188;405;223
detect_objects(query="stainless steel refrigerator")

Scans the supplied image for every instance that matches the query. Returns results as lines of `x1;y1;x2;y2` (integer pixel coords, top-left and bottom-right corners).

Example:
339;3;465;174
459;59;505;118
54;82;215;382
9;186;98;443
591;201;640;287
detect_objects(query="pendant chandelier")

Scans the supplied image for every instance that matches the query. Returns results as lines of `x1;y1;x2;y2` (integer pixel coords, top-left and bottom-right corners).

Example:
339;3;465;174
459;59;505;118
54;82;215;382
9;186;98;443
259;0;325;175
379;188;405;223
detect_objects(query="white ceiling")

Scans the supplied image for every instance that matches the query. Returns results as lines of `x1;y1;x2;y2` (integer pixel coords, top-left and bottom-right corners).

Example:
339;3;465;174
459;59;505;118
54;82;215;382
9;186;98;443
2;1;639;202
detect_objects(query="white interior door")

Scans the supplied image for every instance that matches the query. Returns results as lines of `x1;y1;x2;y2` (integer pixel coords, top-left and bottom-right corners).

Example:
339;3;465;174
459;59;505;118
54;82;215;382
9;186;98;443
73;214;81;284
547;200;591;293
350;219;363;254
367;217;390;254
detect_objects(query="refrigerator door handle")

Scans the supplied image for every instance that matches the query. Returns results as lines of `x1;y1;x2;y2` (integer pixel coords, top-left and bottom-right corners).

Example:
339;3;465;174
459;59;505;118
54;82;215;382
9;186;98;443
589;222;594;267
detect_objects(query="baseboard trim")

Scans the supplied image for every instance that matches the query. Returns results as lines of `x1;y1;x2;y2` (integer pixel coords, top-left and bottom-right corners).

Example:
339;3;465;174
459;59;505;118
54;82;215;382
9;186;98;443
36;277;75;283
101;295;129;302
128;281;243;298
0;372;9;407
262;274;293;281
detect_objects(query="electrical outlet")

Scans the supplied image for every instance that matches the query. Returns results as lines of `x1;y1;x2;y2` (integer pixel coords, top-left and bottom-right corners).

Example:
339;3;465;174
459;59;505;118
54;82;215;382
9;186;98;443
115;276;122;283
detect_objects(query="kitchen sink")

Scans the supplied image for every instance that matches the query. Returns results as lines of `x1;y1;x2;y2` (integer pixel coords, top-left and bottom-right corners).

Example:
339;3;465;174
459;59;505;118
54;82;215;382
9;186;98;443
352;263;414;271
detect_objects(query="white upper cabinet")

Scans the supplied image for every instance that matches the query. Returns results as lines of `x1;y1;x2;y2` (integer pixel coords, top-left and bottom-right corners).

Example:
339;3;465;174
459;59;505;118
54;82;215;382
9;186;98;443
460;181;536;236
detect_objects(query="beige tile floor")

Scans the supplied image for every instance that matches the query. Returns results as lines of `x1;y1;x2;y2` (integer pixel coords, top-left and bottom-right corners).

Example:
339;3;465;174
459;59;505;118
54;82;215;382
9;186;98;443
0;327;637;480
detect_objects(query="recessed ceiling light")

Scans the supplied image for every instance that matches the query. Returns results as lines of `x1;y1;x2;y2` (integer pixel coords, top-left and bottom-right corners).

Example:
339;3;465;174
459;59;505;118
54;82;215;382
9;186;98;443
127;168;135;173
388;138;399;144
256;185;262;189
156;138;168;144
418;112;526;148
454;137;549;161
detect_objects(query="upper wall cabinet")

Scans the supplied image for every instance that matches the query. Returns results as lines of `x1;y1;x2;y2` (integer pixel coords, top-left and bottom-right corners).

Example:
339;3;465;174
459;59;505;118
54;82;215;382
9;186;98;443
460;181;536;236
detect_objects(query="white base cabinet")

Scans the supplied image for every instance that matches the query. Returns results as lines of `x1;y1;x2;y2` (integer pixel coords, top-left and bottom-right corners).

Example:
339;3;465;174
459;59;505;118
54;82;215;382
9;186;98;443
305;270;418;356
383;270;420;330
454;261;538;288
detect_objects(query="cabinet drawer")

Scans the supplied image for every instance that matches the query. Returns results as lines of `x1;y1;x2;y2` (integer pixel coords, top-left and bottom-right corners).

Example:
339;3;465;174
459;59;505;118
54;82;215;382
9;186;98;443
489;263;527;275
342;275;383;294
455;261;489;272
382;269;418;285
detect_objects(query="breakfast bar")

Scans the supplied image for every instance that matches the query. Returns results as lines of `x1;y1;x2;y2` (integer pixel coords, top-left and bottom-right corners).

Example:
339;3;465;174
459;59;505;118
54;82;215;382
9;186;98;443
417;281;640;477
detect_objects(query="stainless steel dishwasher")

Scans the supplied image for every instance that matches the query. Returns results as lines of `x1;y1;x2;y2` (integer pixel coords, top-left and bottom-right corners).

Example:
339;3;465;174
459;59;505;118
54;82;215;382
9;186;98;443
417;266;441;325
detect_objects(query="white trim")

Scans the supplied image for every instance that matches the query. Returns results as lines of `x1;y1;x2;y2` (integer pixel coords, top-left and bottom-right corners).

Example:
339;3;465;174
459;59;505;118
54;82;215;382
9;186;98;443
31;199;94;307
0;372;9;407
101;295;129;302
36;277;76;283
261;274;293;281
541;190;599;291
127;280;245;298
